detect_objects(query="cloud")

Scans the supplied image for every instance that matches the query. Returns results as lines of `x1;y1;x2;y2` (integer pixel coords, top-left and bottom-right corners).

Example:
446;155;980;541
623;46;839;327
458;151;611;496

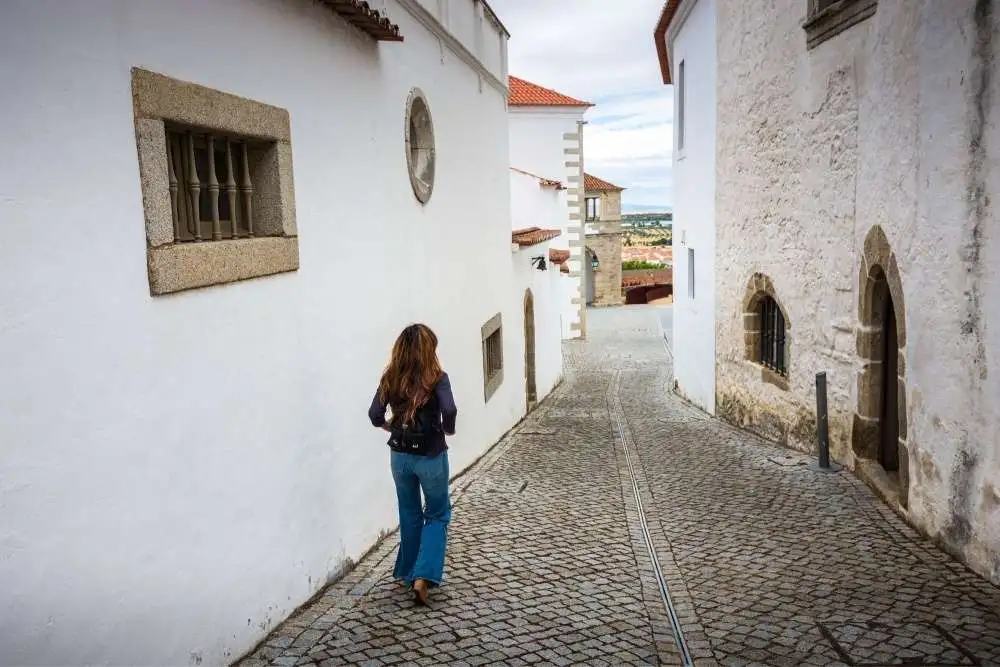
490;0;675;209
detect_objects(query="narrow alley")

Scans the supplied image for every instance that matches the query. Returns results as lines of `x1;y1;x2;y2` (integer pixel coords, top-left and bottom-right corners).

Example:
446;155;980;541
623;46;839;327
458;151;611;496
238;308;1000;667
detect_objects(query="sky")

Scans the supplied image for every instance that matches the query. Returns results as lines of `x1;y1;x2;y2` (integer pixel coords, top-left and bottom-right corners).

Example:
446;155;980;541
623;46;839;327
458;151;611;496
489;0;674;212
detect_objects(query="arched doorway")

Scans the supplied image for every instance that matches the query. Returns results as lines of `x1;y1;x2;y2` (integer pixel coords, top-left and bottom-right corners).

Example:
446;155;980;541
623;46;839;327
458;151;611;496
524;289;537;412
854;225;908;507
875;270;900;472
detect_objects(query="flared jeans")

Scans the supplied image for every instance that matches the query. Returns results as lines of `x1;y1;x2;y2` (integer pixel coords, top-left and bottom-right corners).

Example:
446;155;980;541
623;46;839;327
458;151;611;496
390;450;451;586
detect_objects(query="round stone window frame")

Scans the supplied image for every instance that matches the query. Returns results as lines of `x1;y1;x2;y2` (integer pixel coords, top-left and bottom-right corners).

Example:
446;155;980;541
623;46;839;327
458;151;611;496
404;88;436;204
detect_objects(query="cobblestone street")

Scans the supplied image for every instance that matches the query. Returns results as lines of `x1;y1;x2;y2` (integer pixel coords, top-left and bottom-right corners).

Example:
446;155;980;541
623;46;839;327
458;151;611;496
238;307;1000;667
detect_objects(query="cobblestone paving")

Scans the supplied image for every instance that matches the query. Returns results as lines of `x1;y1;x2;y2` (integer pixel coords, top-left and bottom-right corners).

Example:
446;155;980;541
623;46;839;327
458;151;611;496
237;307;1000;667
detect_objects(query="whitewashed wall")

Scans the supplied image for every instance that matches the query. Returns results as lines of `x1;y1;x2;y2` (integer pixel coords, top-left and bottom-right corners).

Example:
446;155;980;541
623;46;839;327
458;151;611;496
0;0;529;664
509;108;588;339
508;169;568;396
668;0;717;413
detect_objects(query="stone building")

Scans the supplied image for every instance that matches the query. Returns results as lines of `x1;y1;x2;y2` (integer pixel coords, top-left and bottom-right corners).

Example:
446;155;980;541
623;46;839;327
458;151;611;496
583;173;626;307
0;1;568;663
656;0;1000;585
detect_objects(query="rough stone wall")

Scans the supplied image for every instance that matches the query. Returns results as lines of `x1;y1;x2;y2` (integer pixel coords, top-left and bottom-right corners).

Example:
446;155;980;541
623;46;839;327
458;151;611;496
585;189;624;307
715;0;1000;585
585;233;624;307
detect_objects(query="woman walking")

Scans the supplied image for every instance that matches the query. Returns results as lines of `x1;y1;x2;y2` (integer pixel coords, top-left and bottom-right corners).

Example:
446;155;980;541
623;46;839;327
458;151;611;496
368;324;457;605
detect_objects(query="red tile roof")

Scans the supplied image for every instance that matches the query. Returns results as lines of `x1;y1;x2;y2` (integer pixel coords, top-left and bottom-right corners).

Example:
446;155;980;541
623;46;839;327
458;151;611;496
512;227;562;247
584;173;625;192
508;76;593;107
549;249;570;264
318;0;404;41
510;167;565;190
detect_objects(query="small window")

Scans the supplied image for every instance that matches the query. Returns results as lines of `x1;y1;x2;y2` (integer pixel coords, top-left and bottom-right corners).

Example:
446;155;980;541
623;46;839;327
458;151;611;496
687;248;695;298
759;296;787;375
481;313;504;401
677;60;685;152
132;68;298;296
804;0;877;50
405;88;436;204
585;197;599;221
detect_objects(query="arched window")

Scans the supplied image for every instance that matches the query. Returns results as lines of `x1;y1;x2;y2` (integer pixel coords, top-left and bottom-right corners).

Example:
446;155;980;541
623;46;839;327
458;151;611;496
742;273;791;388
758;295;787;375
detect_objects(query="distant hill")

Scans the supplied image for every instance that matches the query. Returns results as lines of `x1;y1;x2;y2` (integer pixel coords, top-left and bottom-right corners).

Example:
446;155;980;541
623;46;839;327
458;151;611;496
623;212;672;228
622;203;672;214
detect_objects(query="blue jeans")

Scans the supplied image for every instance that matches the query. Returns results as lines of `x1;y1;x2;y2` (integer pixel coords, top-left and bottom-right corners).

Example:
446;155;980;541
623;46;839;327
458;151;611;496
391;451;451;587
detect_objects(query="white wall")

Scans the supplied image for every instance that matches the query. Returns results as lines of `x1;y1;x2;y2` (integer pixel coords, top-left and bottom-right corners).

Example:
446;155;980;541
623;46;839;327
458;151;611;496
669;0;717;413
509;108;587;339
0;0;528;664
512;249;565;406
508;170;570;390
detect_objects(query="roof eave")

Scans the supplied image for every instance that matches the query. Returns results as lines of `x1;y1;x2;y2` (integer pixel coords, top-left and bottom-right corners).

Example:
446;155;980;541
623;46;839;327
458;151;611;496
654;0;681;85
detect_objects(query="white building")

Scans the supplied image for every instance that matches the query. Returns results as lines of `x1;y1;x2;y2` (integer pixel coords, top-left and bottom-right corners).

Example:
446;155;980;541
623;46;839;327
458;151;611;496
655;0;1000;586
0;0;565;663
507;76;592;339
655;0;718;413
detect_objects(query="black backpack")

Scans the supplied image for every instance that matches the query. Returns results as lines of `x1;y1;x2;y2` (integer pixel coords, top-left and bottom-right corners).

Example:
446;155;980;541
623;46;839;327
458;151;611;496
387;390;442;455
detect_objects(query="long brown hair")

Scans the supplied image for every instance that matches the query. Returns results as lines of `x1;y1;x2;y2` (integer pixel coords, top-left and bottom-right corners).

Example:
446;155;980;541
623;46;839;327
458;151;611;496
378;323;443;424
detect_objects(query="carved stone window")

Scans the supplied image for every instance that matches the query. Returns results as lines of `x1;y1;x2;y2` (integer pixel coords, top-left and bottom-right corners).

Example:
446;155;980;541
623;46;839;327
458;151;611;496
132;68;298;296
481;313;504;402
804;0;877;49
405;88;436;204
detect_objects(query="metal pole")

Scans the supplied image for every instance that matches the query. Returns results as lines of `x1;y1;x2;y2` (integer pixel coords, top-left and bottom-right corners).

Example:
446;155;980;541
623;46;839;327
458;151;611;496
816;372;830;469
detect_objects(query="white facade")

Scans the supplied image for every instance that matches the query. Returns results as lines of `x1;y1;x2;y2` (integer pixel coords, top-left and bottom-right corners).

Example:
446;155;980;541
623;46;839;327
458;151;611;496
509;108;588;339
668;0;718;413
0;0;562;664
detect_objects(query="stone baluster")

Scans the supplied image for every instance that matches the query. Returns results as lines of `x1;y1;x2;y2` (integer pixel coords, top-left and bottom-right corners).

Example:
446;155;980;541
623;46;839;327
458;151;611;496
240;143;254;238
225;139;239;239
167;134;180;241
186;132;202;241
206;134;221;241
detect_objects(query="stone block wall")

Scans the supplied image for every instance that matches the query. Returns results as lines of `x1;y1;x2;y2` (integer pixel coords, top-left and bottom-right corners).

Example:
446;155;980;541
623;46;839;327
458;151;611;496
586;233;624;307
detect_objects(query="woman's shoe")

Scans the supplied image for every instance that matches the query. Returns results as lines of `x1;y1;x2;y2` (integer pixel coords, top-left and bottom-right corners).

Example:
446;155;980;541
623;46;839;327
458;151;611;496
412;578;430;605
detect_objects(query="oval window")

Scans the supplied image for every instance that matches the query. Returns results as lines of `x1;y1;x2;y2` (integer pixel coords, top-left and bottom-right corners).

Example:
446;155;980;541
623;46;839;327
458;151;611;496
405;89;435;204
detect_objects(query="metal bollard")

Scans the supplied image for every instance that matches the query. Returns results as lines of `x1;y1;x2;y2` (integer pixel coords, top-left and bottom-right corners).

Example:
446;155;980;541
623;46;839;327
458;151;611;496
816;372;831;469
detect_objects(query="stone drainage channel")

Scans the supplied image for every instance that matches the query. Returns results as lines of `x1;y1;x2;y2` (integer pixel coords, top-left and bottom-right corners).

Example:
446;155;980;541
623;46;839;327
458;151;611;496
608;370;693;667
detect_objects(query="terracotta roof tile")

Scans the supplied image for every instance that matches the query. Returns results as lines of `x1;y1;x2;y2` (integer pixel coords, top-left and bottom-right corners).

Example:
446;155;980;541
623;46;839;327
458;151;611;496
508;76;593;107
584;173;625;192
512;227;562;247
318;0;404;41
549;249;570;264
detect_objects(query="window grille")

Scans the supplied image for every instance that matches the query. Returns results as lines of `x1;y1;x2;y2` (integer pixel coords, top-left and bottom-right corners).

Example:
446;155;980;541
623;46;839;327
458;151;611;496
759;296;787;375
481;313;504;401
166;128;263;242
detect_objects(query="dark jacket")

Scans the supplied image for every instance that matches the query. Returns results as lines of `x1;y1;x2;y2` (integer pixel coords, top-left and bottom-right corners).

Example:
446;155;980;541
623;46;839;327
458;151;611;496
368;373;458;456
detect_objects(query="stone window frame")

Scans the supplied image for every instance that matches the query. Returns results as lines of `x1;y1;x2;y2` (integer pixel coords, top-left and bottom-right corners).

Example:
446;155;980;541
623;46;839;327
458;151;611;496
742;273;792;391
132;68;298;296
481;313;504;402
803;0;877;50
585;196;600;221
404;88;436;204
